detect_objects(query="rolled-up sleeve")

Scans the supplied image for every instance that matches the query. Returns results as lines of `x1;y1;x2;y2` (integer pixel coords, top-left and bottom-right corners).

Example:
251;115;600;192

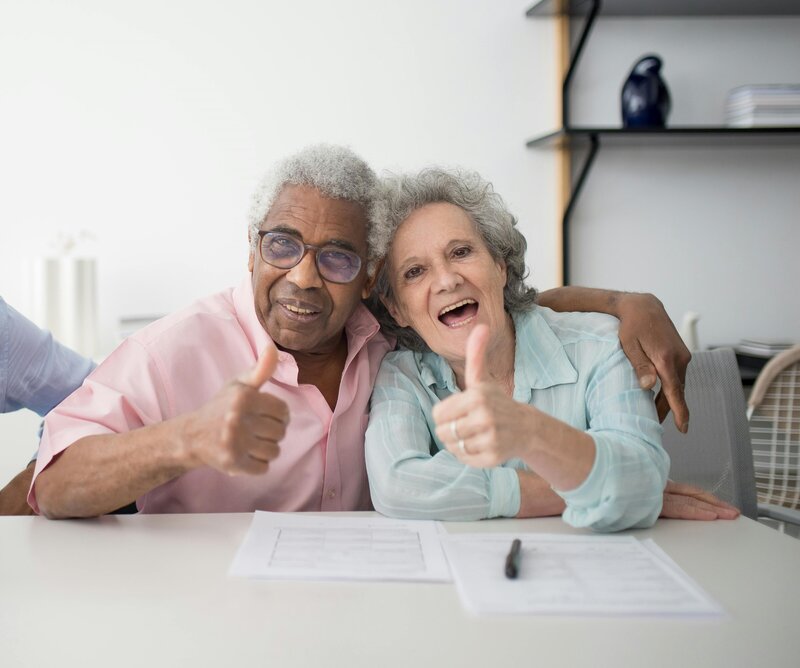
557;346;668;532
366;354;520;521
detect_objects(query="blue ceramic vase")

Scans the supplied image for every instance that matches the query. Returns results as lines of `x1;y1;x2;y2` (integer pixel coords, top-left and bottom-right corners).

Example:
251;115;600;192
621;54;671;128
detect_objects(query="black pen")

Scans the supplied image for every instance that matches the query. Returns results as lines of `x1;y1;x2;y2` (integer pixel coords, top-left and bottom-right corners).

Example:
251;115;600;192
504;538;522;579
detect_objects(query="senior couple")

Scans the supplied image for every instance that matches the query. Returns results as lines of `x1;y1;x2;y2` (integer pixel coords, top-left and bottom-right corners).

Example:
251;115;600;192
28;144;737;529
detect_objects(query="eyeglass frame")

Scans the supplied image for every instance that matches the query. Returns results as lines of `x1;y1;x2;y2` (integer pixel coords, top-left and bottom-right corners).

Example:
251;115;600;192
255;230;364;284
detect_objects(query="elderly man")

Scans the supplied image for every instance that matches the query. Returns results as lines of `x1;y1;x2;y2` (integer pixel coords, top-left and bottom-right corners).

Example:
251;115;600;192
30;144;729;519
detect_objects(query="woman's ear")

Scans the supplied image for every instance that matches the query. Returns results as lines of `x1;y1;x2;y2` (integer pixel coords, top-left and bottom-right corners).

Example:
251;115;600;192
497;257;507;286
380;294;409;328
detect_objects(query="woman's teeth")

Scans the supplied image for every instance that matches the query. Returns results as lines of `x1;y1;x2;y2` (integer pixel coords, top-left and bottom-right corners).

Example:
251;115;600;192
438;298;476;317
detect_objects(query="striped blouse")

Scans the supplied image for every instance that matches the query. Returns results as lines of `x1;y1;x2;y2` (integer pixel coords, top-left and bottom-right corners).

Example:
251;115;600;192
365;306;668;532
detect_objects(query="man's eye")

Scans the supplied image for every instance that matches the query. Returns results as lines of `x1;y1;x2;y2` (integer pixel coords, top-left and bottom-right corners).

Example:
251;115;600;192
452;246;471;258
404;266;423;280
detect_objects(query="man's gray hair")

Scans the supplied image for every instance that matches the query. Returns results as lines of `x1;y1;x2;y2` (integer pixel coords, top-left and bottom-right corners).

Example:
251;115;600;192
370;167;537;351
248;144;380;271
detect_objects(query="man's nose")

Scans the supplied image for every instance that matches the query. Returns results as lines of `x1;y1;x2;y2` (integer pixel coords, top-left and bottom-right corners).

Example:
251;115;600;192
285;250;324;289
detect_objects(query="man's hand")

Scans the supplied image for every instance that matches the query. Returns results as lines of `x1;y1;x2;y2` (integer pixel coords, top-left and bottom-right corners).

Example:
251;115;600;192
615;293;691;432
180;341;289;475
660;480;740;520
0;462;36;515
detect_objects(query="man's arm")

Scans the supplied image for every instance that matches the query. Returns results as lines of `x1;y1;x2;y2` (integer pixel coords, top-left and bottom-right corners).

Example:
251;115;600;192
538;287;691;432
33;344;286;519
0;462;36;516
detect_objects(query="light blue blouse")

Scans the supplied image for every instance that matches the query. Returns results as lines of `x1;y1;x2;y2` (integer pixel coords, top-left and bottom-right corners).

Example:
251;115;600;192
0;297;95;416
365;306;669;531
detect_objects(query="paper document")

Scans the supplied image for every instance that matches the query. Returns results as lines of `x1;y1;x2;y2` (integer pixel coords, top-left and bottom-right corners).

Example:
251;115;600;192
229;512;451;582
442;533;724;617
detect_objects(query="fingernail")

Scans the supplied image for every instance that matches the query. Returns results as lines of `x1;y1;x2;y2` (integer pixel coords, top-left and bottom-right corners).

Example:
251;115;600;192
680;420;689;433
640;375;656;387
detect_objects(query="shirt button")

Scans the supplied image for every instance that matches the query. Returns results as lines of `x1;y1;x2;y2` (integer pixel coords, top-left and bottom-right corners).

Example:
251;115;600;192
327;489;336;499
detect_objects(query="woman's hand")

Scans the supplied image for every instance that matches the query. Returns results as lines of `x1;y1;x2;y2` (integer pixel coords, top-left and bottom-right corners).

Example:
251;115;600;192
432;325;594;490
433;373;531;468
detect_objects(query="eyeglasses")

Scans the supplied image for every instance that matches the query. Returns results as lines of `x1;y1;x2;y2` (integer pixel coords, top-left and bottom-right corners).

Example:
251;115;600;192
256;231;363;284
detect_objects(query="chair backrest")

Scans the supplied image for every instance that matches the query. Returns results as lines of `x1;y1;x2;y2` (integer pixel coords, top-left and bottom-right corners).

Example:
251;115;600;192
747;345;800;510
660;348;758;519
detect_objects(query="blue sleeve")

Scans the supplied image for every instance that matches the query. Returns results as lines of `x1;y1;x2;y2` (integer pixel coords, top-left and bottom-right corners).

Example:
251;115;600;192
557;346;669;532
365;354;520;521
0;297;96;416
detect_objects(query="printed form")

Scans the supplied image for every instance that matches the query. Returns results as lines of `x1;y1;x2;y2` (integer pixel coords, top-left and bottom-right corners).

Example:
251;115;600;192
229;511;450;582
442;533;724;617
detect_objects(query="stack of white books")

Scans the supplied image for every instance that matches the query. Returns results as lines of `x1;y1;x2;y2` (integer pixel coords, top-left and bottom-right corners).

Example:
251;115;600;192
736;338;797;358
726;84;800;127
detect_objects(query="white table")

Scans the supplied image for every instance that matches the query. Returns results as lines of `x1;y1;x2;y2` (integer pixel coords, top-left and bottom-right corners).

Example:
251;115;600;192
2;513;799;668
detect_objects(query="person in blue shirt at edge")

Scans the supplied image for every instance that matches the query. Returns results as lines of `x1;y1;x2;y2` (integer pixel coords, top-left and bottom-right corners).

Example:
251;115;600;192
364;167;741;529
0;296;95;515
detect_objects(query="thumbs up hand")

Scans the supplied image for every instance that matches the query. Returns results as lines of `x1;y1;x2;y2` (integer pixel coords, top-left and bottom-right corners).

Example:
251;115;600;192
432;325;533;468
179;339;289;476
464;322;489;389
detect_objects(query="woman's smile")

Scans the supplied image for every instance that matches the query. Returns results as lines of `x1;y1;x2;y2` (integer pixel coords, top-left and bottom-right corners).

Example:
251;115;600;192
438;298;479;328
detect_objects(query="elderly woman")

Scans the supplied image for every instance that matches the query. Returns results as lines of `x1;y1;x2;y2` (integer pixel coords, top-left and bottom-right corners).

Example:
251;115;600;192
365;168;696;531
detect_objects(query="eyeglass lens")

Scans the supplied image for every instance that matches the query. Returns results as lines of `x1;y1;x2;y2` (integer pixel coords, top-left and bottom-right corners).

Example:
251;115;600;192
260;232;362;284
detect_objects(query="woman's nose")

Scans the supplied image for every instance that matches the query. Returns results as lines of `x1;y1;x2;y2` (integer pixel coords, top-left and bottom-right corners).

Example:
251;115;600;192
431;263;463;292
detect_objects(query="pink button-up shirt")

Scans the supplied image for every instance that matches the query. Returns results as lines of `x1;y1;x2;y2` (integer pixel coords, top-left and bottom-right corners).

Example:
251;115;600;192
30;277;392;514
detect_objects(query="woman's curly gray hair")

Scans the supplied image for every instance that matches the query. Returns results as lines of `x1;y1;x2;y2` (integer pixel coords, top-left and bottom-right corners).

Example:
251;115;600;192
247;144;381;273
370;167;537;351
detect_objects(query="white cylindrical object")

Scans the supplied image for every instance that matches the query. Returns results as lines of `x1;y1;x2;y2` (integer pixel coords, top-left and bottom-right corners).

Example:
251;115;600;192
31;257;98;358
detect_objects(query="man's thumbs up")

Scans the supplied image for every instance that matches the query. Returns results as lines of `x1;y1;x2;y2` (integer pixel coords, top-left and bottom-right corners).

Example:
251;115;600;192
238;339;279;389
465;324;490;389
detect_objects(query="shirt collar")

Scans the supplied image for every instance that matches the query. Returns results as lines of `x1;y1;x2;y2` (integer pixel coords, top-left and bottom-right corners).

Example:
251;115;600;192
419;307;578;396
232;275;383;386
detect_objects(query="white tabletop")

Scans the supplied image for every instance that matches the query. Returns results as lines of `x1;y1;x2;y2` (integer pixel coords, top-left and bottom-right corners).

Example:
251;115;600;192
2;513;799;668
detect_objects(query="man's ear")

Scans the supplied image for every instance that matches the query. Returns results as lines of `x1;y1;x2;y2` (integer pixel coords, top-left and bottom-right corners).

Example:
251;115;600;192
361;257;384;300
248;229;255;272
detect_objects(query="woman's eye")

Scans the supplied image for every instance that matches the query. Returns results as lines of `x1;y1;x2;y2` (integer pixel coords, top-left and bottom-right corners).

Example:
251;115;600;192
452;246;471;258
404;266;423;280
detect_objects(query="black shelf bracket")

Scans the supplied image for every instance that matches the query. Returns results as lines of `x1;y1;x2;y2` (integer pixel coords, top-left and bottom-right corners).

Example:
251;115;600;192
562;133;599;285
562;0;601;128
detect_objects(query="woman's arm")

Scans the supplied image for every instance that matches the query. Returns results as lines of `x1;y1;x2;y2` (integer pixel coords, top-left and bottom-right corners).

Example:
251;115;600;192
433;325;668;532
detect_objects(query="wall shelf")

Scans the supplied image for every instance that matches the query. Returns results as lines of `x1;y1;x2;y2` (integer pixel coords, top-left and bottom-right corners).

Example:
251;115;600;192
526;0;800;18
526;0;800;284
528;127;800;149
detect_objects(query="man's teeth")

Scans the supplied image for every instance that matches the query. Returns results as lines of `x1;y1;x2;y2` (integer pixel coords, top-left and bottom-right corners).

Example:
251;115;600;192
438;299;476;316
284;304;317;315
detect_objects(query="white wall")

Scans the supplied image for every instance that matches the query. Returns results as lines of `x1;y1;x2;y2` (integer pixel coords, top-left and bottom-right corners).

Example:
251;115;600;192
568;16;800;347
0;0;557;482
0;0;559;355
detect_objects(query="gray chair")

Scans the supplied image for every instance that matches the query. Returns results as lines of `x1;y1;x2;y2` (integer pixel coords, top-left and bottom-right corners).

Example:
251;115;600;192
661;348;800;532
660;348;758;520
